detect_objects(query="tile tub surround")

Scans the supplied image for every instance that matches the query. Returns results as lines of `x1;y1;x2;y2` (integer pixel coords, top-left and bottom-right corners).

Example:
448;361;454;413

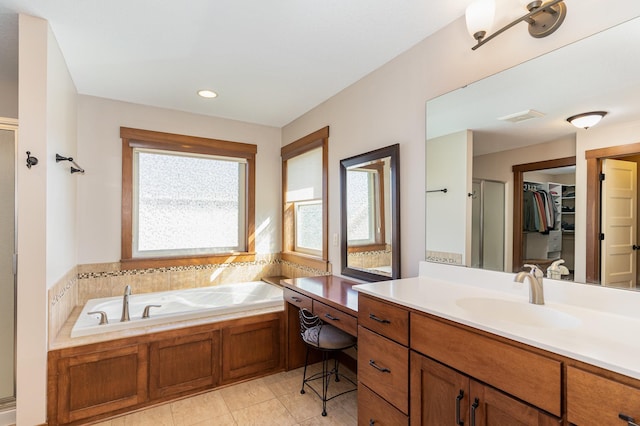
48;266;78;343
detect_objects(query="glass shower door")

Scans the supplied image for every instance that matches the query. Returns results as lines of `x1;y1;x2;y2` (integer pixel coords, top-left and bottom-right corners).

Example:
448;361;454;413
0;128;16;407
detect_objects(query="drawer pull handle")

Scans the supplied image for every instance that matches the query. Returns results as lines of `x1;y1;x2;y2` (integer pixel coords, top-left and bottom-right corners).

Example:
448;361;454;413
290;296;302;303
369;359;390;373
471;398;479;426
455;390;464;426
325;313;339;321
619;414;640;426
369;420;375;426
369;313;390;324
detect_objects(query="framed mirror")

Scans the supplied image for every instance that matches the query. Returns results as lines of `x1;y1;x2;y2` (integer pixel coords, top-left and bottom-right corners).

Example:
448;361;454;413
425;16;640;290
341;144;400;281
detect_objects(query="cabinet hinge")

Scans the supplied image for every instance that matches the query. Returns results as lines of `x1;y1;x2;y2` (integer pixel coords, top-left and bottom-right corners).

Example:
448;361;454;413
599;172;606;181
600;233;605;241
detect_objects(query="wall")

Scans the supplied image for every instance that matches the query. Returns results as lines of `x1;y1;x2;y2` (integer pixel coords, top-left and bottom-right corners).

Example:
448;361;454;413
17;14;78;425
473;136;575;270
282;0;640;279
76;95;283;264
426;130;471;265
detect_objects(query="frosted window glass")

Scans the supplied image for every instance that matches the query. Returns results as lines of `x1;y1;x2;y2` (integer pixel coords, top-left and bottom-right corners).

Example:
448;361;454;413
295;201;322;254
133;150;246;256
286;147;322;202
347;170;375;243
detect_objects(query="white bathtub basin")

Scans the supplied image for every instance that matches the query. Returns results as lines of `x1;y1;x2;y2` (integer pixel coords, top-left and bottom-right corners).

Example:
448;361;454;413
72;281;284;338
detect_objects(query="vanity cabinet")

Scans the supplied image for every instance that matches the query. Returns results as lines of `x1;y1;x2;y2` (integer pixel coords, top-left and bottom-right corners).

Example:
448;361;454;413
411;312;562;418
411;352;560;426
567;366;640;426
357;294;410;424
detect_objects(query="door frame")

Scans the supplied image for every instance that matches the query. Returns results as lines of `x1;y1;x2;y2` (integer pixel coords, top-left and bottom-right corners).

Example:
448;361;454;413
585;142;640;283
512;156;576;272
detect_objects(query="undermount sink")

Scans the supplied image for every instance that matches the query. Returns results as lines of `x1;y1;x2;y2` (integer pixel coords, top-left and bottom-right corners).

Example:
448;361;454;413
456;297;581;329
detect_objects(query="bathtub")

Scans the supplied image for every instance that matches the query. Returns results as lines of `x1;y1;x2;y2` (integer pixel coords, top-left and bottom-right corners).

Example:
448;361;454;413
71;281;284;338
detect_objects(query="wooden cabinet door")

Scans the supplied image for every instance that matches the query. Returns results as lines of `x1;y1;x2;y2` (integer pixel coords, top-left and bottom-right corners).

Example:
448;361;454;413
221;317;282;382
55;344;147;424
470;381;561;426
149;331;219;399
410;351;469;426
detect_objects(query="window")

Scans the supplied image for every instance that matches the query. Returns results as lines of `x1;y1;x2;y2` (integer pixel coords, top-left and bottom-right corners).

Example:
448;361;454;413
281;127;329;270
347;169;379;245
121;127;256;268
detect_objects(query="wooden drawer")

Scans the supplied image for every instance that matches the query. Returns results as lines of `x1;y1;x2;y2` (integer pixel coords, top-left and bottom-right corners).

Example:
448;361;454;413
567;366;640;426
410;312;562;417
284;288;312;310
313;300;357;336
358;382;408;426
358;294;409;345
358;325;409;414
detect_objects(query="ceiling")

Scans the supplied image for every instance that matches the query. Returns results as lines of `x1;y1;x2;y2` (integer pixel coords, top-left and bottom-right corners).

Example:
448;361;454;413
0;0;478;127
426;16;640;157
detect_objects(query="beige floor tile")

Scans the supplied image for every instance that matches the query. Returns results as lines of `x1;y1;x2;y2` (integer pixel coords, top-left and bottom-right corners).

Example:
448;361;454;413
188;414;237;426
123;404;174;426
298;405;357;426
171;390;233;426
219;377;276;412
231;398;297;426
262;368;305;397
277;389;325;422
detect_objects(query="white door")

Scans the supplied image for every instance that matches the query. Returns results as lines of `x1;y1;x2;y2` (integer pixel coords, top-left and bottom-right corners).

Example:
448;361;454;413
601;158;637;287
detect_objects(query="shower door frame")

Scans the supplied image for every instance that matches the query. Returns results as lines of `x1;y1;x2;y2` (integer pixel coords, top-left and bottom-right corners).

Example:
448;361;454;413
0;117;18;410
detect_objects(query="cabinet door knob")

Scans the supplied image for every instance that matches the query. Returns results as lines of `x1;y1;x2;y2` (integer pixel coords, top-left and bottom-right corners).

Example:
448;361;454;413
619;413;640;426
455;390;464;426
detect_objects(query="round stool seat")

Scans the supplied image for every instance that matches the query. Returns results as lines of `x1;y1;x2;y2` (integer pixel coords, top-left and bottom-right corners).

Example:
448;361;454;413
302;324;356;350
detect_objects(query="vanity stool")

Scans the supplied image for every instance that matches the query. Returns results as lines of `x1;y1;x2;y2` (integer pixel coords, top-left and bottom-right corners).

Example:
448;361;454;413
298;308;357;416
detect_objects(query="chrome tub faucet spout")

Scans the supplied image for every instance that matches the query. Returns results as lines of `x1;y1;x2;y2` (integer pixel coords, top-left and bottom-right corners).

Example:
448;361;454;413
121;285;131;322
514;264;544;305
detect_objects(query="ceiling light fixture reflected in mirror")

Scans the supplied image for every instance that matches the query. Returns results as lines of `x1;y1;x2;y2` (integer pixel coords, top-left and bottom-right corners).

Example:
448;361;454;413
197;89;218;99
465;0;567;50
566;111;608;129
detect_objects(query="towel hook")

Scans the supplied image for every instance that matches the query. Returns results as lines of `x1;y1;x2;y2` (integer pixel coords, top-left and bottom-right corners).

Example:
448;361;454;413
56;153;85;174
26;151;39;169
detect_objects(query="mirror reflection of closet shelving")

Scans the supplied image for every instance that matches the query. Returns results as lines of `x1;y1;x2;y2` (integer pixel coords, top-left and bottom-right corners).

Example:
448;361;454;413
522;180;562;264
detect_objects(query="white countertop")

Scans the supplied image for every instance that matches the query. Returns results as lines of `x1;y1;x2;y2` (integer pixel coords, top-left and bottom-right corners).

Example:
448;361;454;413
354;262;640;380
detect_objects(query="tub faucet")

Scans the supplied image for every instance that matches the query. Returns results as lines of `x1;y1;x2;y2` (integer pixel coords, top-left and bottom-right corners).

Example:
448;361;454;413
121;285;131;322
514;264;544;305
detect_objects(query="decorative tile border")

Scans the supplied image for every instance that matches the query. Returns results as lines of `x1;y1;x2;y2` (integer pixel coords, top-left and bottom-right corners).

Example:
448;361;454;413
78;257;280;280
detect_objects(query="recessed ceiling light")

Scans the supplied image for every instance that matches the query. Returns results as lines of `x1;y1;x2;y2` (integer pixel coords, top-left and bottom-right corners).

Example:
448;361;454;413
197;89;218;99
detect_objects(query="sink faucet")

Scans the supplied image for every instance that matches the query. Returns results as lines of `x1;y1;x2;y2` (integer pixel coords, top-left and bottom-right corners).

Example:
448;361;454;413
121;285;131;322
514;264;544;305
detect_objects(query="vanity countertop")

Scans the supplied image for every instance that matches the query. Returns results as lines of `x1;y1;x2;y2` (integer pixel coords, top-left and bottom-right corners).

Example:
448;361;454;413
354;263;640;381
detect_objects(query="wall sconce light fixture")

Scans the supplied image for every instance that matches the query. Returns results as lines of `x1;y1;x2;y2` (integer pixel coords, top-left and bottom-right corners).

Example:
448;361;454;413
566;111;607;129
466;0;567;50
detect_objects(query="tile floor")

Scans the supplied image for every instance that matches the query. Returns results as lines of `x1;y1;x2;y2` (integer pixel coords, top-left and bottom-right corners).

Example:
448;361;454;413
92;363;358;426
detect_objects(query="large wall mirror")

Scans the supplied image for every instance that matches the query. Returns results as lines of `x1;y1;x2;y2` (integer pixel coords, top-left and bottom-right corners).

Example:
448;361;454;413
341;144;400;281
426;16;640;291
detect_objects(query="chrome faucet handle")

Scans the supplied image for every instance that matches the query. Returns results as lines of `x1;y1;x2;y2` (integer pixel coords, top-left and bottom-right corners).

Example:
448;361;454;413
87;311;109;325
142;304;162;319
